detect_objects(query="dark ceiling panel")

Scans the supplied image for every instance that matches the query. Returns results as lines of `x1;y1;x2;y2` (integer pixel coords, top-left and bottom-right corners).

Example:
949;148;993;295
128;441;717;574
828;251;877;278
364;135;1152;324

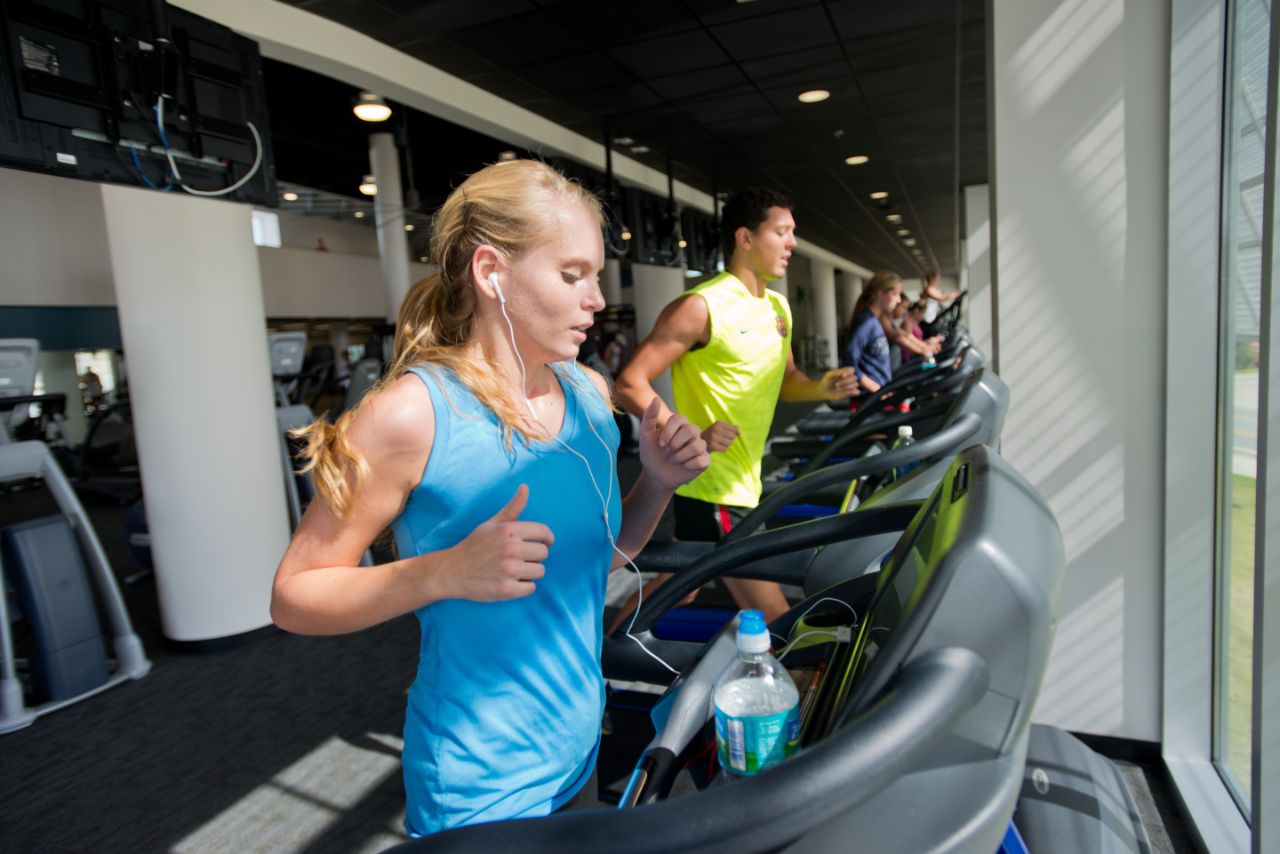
607;30;727;78
646;65;750;103
709;5;837;62
446;13;592;66
520;53;634;94
539;0;699;47
683;0;823;28
381;0;536;33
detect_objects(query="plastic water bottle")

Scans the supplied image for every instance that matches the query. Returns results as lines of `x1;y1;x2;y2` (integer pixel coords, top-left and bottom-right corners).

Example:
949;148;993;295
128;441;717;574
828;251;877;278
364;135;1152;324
713;610;800;776
923;352;937;368
890;425;921;480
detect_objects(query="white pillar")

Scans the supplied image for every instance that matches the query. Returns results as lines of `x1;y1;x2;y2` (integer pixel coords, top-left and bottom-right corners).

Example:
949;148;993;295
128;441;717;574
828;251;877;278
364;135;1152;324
370;132;410;323
37;350;89;446
963;184;993;359
631;263;685;408
992;0;1168;741
101;184;290;643
602;258;624;305
809;259;838;370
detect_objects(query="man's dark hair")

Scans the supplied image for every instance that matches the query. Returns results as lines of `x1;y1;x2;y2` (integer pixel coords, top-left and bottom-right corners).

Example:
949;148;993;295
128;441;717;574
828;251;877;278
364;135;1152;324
720;187;794;261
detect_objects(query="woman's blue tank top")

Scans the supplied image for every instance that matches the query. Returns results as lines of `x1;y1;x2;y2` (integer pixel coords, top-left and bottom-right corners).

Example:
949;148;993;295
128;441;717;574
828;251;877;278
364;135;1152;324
391;362;621;836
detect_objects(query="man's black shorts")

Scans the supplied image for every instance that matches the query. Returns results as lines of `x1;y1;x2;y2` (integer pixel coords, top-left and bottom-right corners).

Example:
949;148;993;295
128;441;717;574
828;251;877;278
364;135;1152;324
672;494;752;542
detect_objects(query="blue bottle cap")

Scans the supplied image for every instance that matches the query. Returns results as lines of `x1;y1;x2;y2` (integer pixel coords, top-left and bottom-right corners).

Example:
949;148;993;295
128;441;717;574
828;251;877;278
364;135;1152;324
738;609;767;635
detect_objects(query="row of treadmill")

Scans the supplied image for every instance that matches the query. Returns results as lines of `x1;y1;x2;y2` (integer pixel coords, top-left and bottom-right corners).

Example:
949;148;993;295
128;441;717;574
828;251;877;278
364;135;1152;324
0;315;1156;852
391;317;1155;853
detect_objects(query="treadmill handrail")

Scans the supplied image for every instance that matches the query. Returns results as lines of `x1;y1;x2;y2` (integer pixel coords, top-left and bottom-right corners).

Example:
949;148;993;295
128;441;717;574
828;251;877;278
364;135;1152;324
737;412;981;543
388;647;989;854
623;501;924;637
793;366;977;477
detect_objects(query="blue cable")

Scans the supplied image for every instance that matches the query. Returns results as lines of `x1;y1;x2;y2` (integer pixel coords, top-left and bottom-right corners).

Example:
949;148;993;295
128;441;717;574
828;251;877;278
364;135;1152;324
129;144;172;191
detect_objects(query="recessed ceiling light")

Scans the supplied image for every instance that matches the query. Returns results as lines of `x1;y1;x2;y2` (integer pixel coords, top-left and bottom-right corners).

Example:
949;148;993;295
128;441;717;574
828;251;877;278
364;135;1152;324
886;213;902;223
404;224;415;232
678;239;687;248
845;155;869;166
613;136;634;145
896;228;910;236
630;145;650;154
282;191;299;202
497;150;517;161
419;256;429;262
359;174;377;196
353;210;366;219
903;238;917;247
620;228;633;241
353;92;392;122
798;89;830;103
870;191;889;200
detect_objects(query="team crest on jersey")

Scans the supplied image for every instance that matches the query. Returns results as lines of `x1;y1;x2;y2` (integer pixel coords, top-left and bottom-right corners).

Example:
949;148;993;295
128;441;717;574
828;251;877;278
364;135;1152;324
775;316;788;337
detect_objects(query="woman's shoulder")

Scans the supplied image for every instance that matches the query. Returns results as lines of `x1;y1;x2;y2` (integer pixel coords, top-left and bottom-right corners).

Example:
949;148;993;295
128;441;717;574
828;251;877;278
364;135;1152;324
348;372;437;458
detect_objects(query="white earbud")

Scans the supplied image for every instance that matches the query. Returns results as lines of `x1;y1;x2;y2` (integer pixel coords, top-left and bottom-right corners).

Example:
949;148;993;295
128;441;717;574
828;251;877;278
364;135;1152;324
488;272;506;304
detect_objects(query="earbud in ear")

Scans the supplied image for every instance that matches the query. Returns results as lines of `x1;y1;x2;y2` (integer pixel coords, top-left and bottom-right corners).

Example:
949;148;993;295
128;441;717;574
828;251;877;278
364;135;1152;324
488;272;506;304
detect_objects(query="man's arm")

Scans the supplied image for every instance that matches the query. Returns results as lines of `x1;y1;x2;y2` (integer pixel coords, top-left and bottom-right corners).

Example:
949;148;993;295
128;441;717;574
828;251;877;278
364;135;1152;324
780;347;859;402
615;295;708;424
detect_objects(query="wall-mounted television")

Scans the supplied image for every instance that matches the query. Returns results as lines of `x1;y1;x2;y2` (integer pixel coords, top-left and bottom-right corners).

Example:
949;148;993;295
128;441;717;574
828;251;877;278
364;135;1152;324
0;0;275;205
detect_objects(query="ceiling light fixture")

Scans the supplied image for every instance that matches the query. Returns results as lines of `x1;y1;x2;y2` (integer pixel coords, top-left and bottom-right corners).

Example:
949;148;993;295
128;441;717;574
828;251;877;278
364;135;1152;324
613;136;634;145
359;174;377;196
353;92;392;122
282;191;299;202
886;213;902;223
797;89;830;103
620;228;632;241
845;155;869;166
897;228;910;236
903;238;917;247
354;210;366;219
419;256;429;262
404;224;415;232
497;150;517;161
630;145;650;154
678;239;687;248
869;191;889;200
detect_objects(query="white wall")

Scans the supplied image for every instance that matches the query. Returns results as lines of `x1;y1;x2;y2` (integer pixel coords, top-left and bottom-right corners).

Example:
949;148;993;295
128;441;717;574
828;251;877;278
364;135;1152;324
259;247;436;318
964;184;994;358
992;0;1169;740
0;168;114;306
276;210;379;255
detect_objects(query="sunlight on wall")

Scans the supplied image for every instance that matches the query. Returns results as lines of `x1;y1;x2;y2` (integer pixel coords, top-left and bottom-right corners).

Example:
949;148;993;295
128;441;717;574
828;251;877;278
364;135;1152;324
1037;575;1125;731
1062;98;1128;272
173;733;405;853
1008;0;1124;114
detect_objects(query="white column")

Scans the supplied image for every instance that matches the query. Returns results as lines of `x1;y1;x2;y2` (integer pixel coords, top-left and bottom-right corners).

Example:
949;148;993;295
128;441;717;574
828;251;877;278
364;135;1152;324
370;132;411;323
101;184;290;642
37;350;89;446
602;258;624;305
963;184;994;359
992;0;1167;741
809;259;838;370
631;263;685;407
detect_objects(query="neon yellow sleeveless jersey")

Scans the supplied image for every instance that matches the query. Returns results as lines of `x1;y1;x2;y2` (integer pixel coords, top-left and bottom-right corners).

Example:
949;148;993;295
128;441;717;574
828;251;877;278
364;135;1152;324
672;272;793;507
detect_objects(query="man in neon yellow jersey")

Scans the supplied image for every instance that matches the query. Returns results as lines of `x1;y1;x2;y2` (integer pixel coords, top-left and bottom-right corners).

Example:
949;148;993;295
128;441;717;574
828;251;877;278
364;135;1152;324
616;188;858;622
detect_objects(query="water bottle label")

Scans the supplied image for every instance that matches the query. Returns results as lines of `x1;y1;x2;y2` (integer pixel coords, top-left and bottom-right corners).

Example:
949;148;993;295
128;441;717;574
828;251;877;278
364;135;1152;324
715;706;800;774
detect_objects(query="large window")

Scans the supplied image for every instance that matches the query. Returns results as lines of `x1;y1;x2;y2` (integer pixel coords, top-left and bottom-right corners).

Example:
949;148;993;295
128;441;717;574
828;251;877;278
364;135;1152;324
1216;0;1267;813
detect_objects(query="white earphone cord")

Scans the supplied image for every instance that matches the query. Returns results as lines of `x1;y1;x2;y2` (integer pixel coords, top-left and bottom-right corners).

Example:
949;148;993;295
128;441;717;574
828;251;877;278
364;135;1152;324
497;297;680;676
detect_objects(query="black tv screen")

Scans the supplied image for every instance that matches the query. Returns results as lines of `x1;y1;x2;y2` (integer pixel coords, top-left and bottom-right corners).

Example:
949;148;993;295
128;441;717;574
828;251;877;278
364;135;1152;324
0;0;275;205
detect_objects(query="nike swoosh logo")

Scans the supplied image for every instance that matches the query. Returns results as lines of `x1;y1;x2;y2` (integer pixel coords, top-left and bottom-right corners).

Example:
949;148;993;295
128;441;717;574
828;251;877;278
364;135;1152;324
739;329;750;334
